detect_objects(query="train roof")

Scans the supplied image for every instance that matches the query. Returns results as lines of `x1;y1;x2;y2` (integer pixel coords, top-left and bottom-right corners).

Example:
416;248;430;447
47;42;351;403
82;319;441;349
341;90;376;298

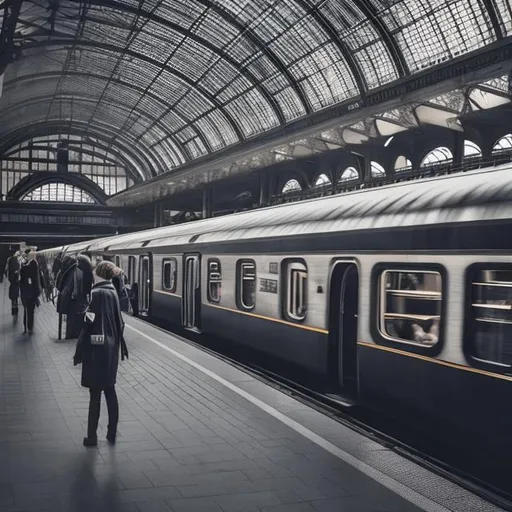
58;164;512;253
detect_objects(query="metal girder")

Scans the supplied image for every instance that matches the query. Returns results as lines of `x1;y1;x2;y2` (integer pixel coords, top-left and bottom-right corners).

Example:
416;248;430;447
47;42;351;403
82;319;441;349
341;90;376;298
17;38;246;144
0;90;176;147
5;69;207;158
194;0;312;115
0;120;155;180
7;171;108;204
352;0;409;77
67;1;287;126
294;0;367;95
479;0;504;40
0;0;22;75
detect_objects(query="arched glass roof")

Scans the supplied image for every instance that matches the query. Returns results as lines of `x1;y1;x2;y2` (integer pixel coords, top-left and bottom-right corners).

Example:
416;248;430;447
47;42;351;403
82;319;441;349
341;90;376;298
22;183;97;204
1;0;508;180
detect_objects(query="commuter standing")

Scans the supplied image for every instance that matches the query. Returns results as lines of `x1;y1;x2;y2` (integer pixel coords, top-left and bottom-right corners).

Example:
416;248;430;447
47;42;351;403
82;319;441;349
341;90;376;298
7;251;21;316
19;249;41;334
73;261;129;447
112;266;131;313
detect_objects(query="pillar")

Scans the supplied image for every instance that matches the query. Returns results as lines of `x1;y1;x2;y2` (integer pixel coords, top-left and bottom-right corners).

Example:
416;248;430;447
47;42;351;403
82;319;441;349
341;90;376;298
259;171;269;207
202;187;213;219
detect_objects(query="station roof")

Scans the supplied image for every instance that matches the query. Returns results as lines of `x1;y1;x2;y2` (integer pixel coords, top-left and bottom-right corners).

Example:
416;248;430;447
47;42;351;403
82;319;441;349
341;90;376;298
1;0;511;203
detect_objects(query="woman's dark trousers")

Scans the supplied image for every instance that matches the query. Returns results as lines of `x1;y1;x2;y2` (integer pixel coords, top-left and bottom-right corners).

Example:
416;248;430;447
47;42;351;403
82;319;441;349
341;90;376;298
87;386;119;440
23;301;35;332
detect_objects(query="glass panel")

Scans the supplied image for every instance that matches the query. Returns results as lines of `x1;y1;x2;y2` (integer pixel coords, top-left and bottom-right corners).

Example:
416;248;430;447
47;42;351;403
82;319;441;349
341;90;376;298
21;183;96;203
395;156;412;171
464;140;482;159
381;270;442;346
470;269;512;367
371;161;386;177
339;166;359;182
420;147;453;167
282;179;301;194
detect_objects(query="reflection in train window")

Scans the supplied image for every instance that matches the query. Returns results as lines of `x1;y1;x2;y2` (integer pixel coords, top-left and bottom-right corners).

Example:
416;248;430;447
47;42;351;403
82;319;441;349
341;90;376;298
207;259;222;303
128;256;136;284
468;268;512;367
237;260;256;311
162;258;177;292
379;270;442;346
285;260;308;321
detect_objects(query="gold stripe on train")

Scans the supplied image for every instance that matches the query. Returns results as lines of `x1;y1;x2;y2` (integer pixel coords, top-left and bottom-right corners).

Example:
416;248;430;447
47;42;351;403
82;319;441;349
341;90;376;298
205;303;329;335
358;341;512;383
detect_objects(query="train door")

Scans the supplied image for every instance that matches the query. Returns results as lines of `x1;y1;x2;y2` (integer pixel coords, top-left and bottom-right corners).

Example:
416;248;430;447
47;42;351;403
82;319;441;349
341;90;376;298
182;253;201;331
138;254;152;316
329;261;359;400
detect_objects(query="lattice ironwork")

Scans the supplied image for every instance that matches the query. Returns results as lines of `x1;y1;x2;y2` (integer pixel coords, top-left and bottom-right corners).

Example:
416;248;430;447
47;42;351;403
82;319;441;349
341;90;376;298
0;0;507;179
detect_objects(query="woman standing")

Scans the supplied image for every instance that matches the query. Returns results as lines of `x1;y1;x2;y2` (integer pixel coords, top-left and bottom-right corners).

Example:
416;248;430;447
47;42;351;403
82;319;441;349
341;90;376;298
7;251;21;316
73;261;129;447
19;249;41;333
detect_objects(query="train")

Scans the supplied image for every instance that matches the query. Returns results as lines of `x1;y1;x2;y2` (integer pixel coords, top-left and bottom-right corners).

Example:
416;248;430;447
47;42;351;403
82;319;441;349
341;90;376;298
40;164;512;495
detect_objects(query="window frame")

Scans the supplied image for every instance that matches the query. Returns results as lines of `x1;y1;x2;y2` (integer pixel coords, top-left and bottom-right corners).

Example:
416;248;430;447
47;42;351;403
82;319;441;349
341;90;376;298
282;259;308;323
162;258;177;293
128;256;137;284
207;258;222;304
371;263;446;356
236;259;256;311
463;263;512;374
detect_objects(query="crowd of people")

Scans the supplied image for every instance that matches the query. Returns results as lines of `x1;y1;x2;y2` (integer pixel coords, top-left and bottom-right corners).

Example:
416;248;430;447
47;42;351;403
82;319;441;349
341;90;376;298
4;249;131;447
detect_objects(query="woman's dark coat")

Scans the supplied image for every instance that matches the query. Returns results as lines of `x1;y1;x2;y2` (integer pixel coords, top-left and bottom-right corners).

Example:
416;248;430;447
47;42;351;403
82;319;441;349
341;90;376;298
73;281;128;390
56;256;76;314
19;260;41;306
7;256;20;301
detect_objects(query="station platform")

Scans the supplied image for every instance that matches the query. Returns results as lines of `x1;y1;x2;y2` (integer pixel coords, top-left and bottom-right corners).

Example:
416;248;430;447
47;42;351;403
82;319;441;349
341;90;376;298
0;283;504;512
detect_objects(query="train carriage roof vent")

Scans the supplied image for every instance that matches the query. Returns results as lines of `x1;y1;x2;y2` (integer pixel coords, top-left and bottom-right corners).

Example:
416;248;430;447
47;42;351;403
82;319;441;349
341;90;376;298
189;234;201;243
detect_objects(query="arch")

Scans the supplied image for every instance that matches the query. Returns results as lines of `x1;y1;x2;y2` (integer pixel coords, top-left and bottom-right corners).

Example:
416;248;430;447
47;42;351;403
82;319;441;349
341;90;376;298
371;161;386;178
21;183;97;204
339;167;359;182
282;179;302;194
7;172;107;204
0;121;154;181
394;156;412;172
420;147;453;167
314;173;331;187
492;134;512;154
464;140;482;159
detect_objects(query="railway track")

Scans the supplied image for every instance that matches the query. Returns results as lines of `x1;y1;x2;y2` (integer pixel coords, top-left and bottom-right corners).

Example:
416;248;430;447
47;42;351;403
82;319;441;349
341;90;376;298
141;316;512;512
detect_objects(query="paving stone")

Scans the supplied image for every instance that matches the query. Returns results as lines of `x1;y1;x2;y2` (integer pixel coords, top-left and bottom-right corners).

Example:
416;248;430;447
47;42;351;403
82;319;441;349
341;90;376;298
0;285;426;512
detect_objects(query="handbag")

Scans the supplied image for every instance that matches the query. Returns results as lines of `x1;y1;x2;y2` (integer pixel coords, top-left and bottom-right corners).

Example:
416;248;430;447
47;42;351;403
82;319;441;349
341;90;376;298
87;307;106;346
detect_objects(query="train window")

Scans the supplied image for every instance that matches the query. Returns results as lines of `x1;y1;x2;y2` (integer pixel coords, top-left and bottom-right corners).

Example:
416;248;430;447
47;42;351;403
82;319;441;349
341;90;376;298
285;260;308;321
207;259;222;303
115;255;121;268
236;260;256;311
379;270;442;346
128;256;136;284
467;267;512;368
162;258;177;292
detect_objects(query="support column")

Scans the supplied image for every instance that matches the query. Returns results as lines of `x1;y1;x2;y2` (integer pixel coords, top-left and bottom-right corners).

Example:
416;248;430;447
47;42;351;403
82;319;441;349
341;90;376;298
259;171;269;207
202;187;213;219
153;201;162;228
453;131;464;166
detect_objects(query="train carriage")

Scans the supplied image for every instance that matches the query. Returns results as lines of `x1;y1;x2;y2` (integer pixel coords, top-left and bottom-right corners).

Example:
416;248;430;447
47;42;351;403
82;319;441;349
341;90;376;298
41;164;512;494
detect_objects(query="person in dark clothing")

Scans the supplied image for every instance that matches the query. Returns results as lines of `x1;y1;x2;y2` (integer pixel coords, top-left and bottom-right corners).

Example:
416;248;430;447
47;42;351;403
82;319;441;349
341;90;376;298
112;266;131;313
56;254;92;339
73;261;129;447
7;251;21;316
19;249;41;333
